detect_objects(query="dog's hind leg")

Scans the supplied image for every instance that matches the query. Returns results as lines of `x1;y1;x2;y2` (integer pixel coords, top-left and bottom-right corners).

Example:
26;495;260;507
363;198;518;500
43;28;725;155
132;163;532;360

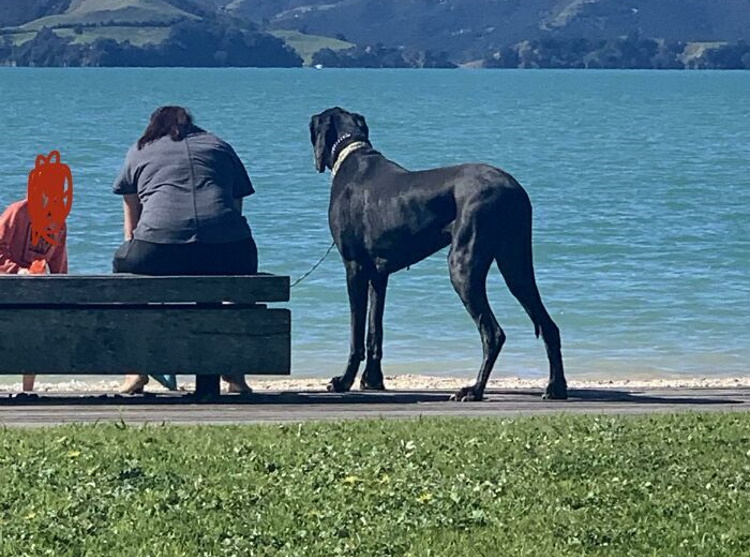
328;262;368;393
361;274;388;391
496;224;567;400
448;226;504;402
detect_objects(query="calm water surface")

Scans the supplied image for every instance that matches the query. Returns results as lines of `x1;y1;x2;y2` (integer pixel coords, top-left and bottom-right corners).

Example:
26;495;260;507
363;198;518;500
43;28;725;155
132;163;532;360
0;68;748;382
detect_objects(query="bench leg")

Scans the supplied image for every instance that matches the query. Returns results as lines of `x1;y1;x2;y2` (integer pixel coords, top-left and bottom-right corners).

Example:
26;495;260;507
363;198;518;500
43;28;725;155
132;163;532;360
195;375;220;398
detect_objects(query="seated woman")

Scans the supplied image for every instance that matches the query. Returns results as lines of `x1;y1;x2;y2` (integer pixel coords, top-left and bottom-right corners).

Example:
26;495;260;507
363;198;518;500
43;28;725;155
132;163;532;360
112;106;258;395
0;198;68;392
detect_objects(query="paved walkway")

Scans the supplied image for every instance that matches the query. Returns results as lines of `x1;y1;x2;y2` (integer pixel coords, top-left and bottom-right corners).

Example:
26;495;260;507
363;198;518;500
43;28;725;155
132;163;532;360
1;387;749;427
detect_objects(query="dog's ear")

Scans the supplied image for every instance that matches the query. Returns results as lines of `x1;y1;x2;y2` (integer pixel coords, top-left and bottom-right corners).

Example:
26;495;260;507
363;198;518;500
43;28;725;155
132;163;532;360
310;113;333;173
353;112;369;141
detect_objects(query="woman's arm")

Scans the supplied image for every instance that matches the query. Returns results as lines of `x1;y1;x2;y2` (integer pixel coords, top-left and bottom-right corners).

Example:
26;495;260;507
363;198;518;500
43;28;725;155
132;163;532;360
228;145;255;200
123;194;142;240
234;198;242;213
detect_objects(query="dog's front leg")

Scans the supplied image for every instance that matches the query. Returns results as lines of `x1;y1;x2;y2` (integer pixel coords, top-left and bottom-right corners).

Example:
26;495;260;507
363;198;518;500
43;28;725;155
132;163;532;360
328;262;368;393
361;274;388;391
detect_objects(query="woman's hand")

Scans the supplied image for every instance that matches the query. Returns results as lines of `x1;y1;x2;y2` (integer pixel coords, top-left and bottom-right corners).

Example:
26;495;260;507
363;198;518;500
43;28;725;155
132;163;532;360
123;194;142;240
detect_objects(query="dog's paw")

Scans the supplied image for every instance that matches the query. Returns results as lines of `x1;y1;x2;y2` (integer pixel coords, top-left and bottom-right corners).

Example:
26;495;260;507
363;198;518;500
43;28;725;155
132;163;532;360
327;376;352;393
542;381;568;400
449;385;484;402
360;378;386;391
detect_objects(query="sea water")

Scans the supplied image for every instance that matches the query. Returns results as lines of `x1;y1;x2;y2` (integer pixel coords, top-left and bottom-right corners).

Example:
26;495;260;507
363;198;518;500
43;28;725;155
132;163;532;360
0;68;747;382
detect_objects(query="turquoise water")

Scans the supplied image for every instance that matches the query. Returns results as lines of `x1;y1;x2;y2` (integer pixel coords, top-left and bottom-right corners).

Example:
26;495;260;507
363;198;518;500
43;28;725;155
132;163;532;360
0;68;748;381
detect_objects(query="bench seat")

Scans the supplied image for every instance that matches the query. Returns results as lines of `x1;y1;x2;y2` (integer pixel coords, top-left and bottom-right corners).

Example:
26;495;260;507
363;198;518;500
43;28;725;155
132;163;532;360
0;274;291;396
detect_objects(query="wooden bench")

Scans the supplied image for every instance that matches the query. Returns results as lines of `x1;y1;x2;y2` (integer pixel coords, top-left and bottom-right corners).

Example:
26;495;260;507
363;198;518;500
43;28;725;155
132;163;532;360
0;274;290;398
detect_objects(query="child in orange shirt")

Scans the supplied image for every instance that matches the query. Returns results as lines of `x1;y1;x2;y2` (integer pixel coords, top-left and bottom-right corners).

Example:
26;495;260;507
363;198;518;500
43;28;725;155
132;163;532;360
0;199;68;392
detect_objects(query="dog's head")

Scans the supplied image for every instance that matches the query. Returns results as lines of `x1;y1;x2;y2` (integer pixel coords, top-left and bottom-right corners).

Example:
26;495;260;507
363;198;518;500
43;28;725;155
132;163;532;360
309;107;369;173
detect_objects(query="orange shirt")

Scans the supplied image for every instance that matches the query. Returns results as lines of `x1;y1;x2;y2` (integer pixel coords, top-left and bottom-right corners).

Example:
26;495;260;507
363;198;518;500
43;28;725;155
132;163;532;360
0;200;68;274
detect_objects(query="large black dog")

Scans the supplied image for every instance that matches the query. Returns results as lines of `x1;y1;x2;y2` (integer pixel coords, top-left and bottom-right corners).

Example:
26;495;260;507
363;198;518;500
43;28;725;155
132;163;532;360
309;107;567;401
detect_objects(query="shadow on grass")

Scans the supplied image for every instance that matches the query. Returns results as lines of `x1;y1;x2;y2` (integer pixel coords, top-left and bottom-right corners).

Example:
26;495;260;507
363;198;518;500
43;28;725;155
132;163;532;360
0;390;449;407
485;388;745;405
0;388;744;406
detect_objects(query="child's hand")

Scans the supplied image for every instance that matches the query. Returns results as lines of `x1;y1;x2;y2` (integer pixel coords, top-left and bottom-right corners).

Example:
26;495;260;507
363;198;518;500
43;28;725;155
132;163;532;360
29;259;49;274
17;260;50;275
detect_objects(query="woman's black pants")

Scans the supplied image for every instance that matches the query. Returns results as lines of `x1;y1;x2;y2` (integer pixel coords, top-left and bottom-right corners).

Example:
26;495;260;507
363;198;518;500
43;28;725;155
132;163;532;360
112;236;259;395
112;237;258;275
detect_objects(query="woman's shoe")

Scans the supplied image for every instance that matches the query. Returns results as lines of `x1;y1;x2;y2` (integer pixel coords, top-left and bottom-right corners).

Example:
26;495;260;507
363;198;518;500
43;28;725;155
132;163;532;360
221;374;252;394
120;375;149;394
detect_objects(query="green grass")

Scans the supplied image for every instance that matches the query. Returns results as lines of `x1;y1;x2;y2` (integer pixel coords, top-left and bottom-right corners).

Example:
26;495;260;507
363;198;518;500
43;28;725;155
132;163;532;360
59;26;170;46
1;0;195;48
270;30;354;66
1;26;169;47
0;30;36;46
20;0;198;30
1;413;749;556
2;5;349;58
680;41;728;63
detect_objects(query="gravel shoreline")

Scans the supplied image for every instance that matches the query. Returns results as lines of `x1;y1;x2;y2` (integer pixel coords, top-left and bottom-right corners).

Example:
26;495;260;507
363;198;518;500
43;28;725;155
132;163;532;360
3;374;750;393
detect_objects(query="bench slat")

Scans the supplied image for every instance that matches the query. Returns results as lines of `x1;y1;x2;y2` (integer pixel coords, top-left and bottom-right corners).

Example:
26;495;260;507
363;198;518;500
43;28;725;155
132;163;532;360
0;275;290;305
0;307;291;375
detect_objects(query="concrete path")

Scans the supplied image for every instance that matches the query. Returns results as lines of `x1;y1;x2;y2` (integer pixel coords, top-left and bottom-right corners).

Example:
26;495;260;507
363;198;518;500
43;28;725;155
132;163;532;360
1;387;749;427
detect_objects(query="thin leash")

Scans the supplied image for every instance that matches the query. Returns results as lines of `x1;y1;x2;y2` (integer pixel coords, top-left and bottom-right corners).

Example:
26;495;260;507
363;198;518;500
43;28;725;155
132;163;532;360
291;137;366;288
290;240;336;288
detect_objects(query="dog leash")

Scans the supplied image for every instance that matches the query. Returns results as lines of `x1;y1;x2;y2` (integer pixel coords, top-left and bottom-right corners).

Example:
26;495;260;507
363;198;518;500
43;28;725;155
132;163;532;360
290;241;337;288
292;141;365;288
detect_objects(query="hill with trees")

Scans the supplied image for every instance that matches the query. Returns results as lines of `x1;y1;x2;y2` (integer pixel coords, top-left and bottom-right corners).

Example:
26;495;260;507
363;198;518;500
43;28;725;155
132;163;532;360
1;0;749;68
0;0;303;67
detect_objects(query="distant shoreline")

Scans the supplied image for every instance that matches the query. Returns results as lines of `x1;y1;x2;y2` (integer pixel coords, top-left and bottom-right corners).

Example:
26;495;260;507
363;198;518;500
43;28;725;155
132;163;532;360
3;27;750;70
0;65;749;71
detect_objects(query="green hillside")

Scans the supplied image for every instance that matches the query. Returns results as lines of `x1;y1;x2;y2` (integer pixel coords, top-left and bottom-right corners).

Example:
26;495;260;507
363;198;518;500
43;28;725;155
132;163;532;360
0;0;188;49
270;30;353;65
20;0;198;29
0;0;348;65
1;0;749;68
226;0;750;59
0;0;70;28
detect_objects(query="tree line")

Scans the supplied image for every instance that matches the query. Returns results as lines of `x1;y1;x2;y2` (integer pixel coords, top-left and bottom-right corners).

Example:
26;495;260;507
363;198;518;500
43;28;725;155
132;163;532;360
485;36;750;70
312;44;456;69
0;20;303;67
1;26;749;69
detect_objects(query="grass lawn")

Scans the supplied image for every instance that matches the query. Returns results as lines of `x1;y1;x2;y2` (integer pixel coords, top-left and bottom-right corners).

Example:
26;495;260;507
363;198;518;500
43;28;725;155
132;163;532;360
0;413;749;556
2;26;349;61
1;26;169;47
58;26;170;46
0;30;37;46
19;0;197;30
270;30;354;66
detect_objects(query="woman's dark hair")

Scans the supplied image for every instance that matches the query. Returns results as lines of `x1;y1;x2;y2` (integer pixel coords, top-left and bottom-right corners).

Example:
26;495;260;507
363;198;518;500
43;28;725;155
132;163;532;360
137;106;205;150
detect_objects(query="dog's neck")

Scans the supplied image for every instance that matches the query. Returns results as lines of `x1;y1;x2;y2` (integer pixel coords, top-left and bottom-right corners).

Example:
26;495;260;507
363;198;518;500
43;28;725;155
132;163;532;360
330;133;353;162
330;134;370;178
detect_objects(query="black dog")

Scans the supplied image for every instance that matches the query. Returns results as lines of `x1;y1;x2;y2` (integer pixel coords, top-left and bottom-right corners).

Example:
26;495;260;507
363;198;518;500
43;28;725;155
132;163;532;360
309;107;567;401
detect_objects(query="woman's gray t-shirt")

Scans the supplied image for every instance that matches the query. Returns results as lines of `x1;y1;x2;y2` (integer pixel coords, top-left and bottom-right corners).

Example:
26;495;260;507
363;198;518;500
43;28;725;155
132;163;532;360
112;132;254;244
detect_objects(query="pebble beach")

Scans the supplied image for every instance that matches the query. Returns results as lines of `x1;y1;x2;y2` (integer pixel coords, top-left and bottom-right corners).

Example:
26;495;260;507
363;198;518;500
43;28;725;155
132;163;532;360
4;374;749;394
